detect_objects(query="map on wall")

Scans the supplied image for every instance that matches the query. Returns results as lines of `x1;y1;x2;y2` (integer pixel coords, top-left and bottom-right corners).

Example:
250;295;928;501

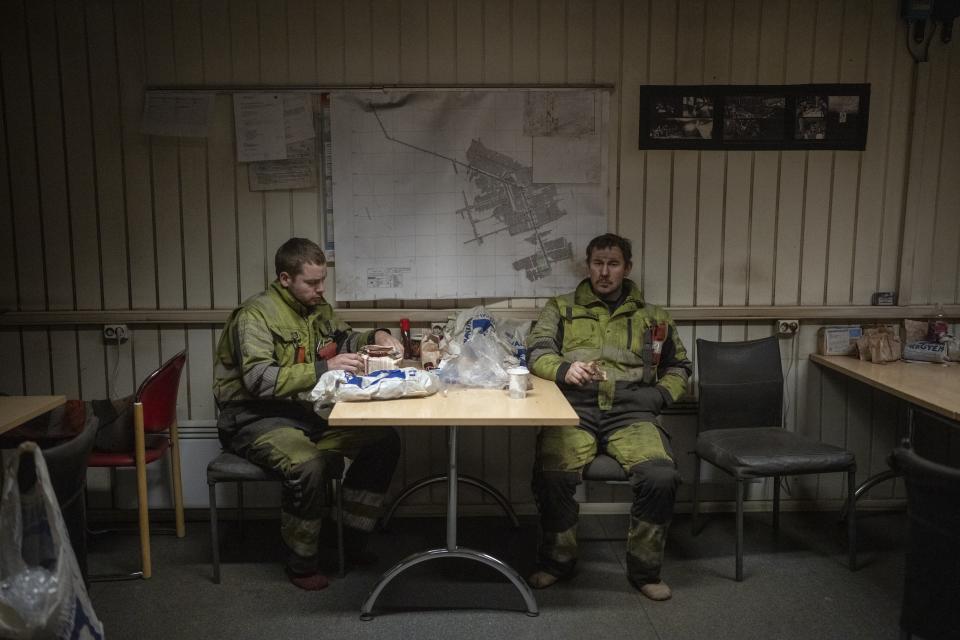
329;89;608;300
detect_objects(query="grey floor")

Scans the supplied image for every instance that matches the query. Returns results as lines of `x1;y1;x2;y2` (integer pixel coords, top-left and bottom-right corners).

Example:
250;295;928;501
87;510;907;640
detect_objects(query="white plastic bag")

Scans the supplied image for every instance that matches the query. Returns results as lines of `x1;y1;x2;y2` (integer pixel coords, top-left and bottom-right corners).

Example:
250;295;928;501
437;332;511;389
308;367;441;405
0;443;104;640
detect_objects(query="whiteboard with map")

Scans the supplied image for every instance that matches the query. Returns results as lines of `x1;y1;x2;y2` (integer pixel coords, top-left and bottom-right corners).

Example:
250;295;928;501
330;89;609;301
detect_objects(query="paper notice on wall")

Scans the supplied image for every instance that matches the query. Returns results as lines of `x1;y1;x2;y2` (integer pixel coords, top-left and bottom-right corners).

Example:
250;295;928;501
234;93;287;162
248;159;316;191
141;91;216;137
284;94;315;143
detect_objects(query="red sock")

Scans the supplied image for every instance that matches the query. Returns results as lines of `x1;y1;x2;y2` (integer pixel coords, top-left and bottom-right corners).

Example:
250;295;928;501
288;571;330;591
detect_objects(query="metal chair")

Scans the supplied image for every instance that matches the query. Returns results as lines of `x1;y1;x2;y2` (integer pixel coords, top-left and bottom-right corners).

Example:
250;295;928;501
40;410;100;582
87;350;187;580
889;444;960;640
206;451;344;583
691;337;857;581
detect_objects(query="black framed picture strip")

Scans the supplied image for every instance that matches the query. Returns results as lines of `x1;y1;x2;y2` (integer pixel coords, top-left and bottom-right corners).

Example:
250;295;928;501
638;84;870;151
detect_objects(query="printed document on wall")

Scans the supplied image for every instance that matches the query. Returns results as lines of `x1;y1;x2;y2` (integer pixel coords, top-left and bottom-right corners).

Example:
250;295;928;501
330;89;609;300
234;93;287;162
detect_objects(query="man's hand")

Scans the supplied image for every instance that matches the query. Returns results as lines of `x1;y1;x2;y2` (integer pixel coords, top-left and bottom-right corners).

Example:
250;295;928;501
374;329;405;358
564;361;594;386
325;352;364;374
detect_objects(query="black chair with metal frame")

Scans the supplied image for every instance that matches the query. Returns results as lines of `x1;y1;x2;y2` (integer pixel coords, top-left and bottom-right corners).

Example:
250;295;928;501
691;336;857;581
206;451;345;584
889;444;960;640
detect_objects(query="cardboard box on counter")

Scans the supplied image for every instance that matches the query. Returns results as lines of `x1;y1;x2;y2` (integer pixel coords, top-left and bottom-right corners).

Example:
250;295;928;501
817;326;863;356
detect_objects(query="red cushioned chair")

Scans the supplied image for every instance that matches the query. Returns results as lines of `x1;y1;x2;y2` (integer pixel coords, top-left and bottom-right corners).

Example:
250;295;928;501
88;350;187;579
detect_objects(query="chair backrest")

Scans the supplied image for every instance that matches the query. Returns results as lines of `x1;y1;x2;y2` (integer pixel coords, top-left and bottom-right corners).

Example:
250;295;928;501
890;446;960;639
696;337;783;432
135;350;187;434
41;411;100;507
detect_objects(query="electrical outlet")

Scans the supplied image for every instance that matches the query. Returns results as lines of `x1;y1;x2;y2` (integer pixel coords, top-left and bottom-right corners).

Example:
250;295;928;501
776;319;799;337
103;324;128;342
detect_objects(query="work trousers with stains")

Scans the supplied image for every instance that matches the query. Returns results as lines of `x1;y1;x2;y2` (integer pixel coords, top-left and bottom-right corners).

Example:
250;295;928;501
532;413;679;585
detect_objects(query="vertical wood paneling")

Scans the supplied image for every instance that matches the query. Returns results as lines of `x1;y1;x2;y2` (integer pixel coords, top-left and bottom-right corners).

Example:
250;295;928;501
539;0;565;83
748;0;788;306
640;1;675;303
144;0;184;312
203;2;240;309
669;0;703;306
852;0;896;304
22;329;52;395
799;0;842;306
232;0;268;300
2;0;47;311
511;0;539;82
0;0;958;513
174;0;213;311
456;0;483;82
57;0;102;311
28;0;74;311
825;0;869;305
87;0;130;311
483;0;511;83
50;328;80;398
316;0;345;83
260;1;294;280
0;35;19;311
595;0;620;230
76;328;107;400
931;44;960;304
116;0;157;310
400;0;428;83
344;0;373;83
615;0;647;258
904;44;950;304
567;0;593;83
288;0;318;84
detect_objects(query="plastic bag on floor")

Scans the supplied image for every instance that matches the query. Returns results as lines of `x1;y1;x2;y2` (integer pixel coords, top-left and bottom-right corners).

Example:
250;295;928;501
0;443;104;639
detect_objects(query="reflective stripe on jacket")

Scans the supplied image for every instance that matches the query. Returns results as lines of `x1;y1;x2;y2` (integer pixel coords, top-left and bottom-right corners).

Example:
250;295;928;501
213;281;374;405
526;278;692;411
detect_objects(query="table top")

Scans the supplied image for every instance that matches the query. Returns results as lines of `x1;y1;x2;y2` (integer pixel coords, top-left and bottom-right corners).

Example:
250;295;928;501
0;395;67;435
328;376;580;427
810;354;960;422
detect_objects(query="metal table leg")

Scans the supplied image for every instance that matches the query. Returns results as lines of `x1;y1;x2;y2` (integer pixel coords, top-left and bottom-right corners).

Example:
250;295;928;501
360;425;538;620
380;475;520;530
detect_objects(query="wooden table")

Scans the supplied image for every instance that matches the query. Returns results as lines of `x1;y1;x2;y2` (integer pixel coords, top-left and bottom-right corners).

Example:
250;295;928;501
810;354;960;501
0;395;67;435
809;354;960;422
329;376;579;620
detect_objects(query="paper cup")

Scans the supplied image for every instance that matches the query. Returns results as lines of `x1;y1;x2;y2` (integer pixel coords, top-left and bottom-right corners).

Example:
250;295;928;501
507;366;529;399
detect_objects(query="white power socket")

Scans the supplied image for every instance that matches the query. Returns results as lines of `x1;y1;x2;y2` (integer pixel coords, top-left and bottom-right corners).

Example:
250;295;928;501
103;324;128;342
776;319;799;337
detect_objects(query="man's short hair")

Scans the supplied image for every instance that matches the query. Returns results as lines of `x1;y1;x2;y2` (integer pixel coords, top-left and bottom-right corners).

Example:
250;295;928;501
275;238;326;277
585;233;632;264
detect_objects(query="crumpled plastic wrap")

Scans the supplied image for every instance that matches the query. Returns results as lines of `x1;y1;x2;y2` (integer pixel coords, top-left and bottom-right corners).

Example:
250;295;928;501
307;367;440;406
437;332;511;388
441;305;531;369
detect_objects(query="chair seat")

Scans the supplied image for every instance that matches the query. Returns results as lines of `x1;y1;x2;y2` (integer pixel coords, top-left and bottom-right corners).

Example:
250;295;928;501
89;437;170;467
207;451;274;482
697;427;855;478
583;453;629;482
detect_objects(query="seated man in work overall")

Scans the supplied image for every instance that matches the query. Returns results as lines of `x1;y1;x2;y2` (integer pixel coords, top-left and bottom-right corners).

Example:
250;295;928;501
526;233;691;601
213;237;402;590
